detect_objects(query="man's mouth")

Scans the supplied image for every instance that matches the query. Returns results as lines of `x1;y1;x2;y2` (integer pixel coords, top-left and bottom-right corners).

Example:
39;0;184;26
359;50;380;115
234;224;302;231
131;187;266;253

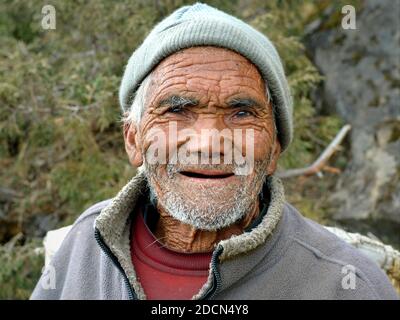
178;169;235;179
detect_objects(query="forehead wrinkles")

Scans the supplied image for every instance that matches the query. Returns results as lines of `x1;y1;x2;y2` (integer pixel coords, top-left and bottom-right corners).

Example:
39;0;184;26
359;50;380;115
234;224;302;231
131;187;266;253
154;55;262;83
152;46;264;84
156;46;252;69
148;52;266;107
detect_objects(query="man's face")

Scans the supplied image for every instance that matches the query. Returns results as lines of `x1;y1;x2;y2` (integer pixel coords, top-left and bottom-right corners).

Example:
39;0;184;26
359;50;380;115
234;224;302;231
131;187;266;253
125;46;280;231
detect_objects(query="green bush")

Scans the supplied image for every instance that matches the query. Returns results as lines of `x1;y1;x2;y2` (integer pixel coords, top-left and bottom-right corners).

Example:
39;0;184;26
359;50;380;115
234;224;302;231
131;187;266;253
0;236;44;300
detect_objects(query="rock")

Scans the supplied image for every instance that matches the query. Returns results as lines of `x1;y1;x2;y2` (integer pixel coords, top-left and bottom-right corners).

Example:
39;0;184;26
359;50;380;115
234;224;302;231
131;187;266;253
306;0;400;243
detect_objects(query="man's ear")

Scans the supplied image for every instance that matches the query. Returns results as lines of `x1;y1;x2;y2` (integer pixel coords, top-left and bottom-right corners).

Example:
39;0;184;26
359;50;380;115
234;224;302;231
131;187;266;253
123;122;143;167
266;139;281;175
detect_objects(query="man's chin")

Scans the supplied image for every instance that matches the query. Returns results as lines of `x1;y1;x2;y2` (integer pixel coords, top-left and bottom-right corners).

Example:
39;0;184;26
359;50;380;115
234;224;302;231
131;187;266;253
161;197;248;231
168;214;242;231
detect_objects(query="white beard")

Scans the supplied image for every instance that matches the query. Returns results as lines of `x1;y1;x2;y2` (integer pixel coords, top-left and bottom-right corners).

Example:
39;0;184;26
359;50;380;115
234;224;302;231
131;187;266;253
144;160;269;231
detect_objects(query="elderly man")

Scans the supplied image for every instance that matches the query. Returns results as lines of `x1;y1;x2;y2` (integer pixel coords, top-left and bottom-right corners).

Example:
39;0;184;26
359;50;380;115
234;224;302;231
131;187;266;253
31;3;397;300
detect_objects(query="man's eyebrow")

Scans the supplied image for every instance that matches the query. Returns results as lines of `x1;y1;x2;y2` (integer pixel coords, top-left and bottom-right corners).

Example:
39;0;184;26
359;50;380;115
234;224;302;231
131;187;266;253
227;97;265;109
157;95;199;108
157;95;265;110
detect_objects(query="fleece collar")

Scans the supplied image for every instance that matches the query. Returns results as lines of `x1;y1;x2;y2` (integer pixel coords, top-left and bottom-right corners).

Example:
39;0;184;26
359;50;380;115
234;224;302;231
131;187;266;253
94;169;285;299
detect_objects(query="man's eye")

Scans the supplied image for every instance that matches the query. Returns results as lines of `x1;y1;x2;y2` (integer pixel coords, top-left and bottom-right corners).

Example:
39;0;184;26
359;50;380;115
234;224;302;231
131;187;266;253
235;110;253;117
167;106;184;113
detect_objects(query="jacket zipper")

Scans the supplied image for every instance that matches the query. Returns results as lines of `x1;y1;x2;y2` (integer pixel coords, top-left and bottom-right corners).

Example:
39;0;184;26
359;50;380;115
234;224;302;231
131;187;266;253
200;245;223;300
203;191;267;299
94;228;136;300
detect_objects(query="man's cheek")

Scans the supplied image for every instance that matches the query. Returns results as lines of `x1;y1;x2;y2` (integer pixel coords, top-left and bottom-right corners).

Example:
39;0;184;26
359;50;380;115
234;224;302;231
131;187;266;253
142;127;168;165
252;127;276;159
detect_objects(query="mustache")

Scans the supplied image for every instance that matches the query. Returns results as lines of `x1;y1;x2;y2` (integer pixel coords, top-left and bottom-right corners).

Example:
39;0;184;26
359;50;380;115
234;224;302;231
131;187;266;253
144;151;256;175
143;148;274;177
145;161;266;178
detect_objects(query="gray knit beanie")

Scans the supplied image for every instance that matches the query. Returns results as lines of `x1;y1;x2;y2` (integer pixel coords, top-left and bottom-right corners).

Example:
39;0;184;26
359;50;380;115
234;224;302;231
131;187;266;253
119;2;293;151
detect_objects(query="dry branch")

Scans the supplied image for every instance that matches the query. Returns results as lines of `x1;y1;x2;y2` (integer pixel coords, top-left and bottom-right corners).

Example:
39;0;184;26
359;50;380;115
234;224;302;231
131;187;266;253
277;124;351;179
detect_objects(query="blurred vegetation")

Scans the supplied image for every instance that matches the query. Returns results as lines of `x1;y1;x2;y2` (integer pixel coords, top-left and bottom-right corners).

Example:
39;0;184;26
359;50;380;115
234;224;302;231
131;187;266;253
0;234;44;299
0;0;360;299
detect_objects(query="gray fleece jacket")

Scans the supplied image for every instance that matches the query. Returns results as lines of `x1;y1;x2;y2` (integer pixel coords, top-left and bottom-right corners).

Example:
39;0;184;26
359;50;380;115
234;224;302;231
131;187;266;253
30;172;398;300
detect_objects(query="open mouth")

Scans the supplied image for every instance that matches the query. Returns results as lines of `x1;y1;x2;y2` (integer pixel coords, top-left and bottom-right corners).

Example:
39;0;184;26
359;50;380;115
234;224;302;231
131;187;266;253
179;171;235;179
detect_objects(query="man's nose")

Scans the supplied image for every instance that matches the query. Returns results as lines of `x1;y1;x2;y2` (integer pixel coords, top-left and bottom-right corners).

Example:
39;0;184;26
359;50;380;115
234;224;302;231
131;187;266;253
192;113;229;133
184;115;232;158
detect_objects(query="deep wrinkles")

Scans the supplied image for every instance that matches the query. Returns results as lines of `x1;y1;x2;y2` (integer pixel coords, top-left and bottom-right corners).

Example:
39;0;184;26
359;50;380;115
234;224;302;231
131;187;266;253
127;46;280;253
137;47;277;180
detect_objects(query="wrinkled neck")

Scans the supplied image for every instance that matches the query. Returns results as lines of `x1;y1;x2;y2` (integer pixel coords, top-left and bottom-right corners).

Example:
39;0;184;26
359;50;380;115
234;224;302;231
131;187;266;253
152;199;261;253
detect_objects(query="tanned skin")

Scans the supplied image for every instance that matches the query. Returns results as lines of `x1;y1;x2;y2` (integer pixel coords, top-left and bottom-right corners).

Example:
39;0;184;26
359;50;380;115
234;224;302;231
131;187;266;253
124;46;280;253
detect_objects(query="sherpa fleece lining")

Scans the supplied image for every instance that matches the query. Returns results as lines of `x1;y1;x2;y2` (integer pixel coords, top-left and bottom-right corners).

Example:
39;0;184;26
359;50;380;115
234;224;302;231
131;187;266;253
94;170;285;300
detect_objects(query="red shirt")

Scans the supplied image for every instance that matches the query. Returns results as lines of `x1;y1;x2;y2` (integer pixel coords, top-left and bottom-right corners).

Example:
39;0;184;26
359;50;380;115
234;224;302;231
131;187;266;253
130;209;212;300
